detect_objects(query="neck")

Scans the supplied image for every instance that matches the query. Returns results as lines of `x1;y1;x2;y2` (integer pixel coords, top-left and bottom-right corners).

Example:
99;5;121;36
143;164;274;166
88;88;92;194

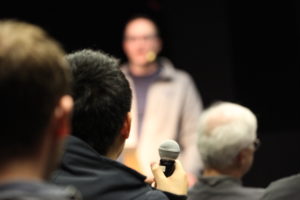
129;61;158;76
105;136;125;160
0;158;44;184
106;150;120;160
203;168;242;179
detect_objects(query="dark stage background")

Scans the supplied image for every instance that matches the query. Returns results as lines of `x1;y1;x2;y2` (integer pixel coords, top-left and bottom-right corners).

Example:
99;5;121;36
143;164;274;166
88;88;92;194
1;0;299;187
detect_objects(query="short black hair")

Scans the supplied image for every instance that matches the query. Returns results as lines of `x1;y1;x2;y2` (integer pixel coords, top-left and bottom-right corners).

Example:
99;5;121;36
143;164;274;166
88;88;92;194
68;49;132;155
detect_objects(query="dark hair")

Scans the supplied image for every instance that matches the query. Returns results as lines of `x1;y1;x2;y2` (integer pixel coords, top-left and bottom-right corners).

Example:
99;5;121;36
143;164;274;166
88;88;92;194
123;14;160;38
0;20;71;161
68;49;132;155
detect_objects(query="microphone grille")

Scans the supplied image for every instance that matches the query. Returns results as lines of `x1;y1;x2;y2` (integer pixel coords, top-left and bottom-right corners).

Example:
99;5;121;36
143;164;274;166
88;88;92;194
159;139;180;160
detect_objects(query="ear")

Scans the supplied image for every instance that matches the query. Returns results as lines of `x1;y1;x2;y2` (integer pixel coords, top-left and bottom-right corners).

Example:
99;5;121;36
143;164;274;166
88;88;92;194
122;34;130;56
235;148;248;168
155;37;162;54
53;95;74;139
122;39;127;55
120;112;131;139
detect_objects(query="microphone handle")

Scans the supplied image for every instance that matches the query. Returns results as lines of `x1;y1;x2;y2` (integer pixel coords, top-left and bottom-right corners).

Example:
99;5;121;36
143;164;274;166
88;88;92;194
159;159;175;177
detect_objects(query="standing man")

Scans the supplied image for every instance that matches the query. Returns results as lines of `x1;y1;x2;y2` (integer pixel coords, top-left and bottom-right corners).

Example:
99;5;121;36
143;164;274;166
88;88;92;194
121;15;203;183
0;20;76;200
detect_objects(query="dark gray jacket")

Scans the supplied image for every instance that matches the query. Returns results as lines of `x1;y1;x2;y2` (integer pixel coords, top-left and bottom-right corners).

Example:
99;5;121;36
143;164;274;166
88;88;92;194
0;181;80;200
188;175;264;200
261;173;300;200
51;136;186;200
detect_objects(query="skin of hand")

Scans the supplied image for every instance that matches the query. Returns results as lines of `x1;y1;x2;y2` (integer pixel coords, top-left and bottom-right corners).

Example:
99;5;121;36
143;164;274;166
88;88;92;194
187;173;197;188
150;160;188;195
144;177;155;185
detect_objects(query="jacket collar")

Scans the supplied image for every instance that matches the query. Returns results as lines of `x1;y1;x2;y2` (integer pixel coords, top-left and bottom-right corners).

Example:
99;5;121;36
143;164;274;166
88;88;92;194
121;57;176;81
198;175;242;187
62;136;146;181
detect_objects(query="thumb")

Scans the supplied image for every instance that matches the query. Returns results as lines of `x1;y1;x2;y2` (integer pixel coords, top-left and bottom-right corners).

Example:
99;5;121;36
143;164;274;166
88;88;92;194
144;177;154;185
151;162;166;181
172;160;185;175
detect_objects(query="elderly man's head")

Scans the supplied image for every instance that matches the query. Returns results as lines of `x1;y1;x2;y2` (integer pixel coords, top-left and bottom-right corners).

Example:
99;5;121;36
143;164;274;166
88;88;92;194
197;102;258;177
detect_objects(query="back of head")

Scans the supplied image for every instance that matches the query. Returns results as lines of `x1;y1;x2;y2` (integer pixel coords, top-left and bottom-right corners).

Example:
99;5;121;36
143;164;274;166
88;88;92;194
0;20;71;163
197;102;257;171
68;49;132;155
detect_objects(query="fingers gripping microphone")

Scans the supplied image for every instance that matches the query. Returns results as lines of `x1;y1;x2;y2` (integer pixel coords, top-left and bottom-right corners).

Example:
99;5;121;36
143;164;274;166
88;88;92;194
159;140;180;177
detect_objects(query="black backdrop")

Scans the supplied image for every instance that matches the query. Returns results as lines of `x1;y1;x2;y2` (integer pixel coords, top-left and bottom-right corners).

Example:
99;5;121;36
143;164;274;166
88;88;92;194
1;0;300;187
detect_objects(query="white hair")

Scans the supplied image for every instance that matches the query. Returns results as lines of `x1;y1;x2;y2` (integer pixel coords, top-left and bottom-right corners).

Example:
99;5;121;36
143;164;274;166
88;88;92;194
197;102;257;170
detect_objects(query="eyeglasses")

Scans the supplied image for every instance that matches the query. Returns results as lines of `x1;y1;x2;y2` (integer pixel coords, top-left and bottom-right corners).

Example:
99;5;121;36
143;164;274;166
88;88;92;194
124;34;158;42
253;138;261;150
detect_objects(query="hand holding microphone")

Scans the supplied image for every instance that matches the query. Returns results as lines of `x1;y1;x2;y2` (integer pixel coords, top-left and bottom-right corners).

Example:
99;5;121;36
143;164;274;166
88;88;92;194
150;139;188;195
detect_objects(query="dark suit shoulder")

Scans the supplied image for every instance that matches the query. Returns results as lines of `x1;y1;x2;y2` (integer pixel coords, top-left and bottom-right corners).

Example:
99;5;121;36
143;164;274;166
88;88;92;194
261;174;300;200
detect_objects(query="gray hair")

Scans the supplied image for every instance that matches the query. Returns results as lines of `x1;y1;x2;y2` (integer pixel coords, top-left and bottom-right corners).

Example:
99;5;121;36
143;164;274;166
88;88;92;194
197;102;257;170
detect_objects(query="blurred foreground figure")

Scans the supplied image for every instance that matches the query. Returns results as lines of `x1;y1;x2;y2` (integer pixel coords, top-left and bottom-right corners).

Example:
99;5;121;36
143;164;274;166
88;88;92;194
0;20;77;200
52;49;188;200
188;102;264;200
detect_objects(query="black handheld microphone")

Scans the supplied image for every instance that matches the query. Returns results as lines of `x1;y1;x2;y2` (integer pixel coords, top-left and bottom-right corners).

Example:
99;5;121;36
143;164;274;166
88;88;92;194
159;140;180;177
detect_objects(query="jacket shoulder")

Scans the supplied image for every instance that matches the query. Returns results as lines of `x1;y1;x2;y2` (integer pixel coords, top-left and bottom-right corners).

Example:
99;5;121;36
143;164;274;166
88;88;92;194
170;68;197;88
262;174;300;200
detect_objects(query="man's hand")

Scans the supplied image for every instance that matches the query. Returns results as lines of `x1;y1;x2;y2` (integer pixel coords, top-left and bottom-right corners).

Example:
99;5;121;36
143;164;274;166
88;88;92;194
150;160;188;195
187;173;197;188
144;177;155;185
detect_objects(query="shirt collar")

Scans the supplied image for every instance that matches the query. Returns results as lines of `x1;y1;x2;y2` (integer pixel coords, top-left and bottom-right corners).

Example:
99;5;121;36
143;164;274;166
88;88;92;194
122;57;177;81
199;175;242;187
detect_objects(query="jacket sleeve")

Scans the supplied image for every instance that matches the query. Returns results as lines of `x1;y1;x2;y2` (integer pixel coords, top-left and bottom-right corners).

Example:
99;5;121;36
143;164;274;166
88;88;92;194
177;74;203;176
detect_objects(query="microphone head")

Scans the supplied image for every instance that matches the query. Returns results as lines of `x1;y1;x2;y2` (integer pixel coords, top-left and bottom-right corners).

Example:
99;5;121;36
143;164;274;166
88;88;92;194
159;139;180;160
146;51;157;62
